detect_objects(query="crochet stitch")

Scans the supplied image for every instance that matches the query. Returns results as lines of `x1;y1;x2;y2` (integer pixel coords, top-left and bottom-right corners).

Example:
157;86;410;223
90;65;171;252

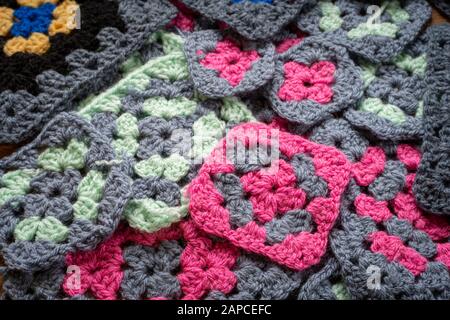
297;0;431;63
184;30;275;98
188;121;352;270
180;0;308;40
310;118;450;299
413;24;450;215
1;220;349;300
343;29;429;140
0;112;132;272
266;36;363;131
0;0;178;144
76;31;254;234
1;0;449;302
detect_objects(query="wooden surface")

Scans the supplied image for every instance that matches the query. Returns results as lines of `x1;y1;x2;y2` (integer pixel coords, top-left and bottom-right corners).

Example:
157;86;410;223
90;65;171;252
0;5;448;297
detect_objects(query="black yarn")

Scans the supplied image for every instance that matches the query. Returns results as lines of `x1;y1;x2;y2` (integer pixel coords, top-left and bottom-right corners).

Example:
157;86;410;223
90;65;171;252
0;0;126;95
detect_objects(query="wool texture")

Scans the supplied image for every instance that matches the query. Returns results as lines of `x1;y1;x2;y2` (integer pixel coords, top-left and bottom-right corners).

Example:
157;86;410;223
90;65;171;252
1;0;449;300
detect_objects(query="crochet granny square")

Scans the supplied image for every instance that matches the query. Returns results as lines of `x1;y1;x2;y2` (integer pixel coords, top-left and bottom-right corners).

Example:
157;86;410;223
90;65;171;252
188;122;352;270
0;112;132;272
180;0;308;40
297;0;431;63
0;0;177;144
266;36;363;131
344;28;429;140
413;24;450;215
184;30;275;98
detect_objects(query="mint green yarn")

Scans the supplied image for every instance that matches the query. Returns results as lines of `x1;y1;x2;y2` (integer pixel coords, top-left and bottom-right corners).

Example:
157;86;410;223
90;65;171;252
152;31;184;55
393;54;427;76
348;22;398;39
121;53;144;75
113;113;139;156
191;113;226;160
332;282;351;300
386;0;409;23
72;170;106;221
134;154;190;182
359;97;406;124
220;97;255;123
415;101;423;118
142;96;197;119
0;169;39;206
359;61;378;88
347;1;408;39
124;195;188;233
14;216;69;243
38;139;88;171
77;32;188;119
319;1;342;32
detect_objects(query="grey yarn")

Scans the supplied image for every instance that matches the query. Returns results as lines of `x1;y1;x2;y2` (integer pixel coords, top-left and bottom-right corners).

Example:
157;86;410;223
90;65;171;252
184;30;275;98
120;241;183;300
211;152;324;245
0;113;132;272
0;0;177;144
309;118;369;162
181;0;309;40
343;28;430;141
297;0;431;63
297;255;346;300
207;254;303;300
1;263;66;300
330;184;450;300
266;36;363;132
413;24;450;215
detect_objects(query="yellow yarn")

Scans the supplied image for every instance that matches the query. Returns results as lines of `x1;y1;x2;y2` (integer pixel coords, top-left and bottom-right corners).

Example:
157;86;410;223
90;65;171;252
4;33;50;56
0;7;14;37
49;0;79;36
16;0;58;8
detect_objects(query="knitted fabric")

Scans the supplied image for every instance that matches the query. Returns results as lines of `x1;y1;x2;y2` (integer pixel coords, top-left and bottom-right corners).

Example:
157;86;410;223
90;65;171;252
184;30;275;98
343;29;429;141
265;36;363;131
311;118;450;299
0;0;178;144
297;0;431;63
413;24;450;215
180;0;308;40
188;121;352;270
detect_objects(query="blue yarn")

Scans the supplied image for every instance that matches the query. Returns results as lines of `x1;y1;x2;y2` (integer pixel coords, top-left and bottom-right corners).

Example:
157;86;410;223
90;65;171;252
10;3;56;38
232;0;273;4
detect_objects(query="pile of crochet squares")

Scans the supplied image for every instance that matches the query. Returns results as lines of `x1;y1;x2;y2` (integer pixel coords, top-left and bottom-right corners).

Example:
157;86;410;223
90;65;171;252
0;0;449;300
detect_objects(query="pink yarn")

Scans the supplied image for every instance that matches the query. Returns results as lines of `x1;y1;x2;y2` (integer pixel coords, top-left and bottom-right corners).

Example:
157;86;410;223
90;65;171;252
241;159;306;224
369;231;428;276
277;61;335;103
275;29;307;53
352;147;386;186
436;243;450;269
63;224;182;300
199;39;260;87
178;221;238;300
355;193;392;223
352;144;450;276
188;122;352;270
276;37;303;53
167;0;196;32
